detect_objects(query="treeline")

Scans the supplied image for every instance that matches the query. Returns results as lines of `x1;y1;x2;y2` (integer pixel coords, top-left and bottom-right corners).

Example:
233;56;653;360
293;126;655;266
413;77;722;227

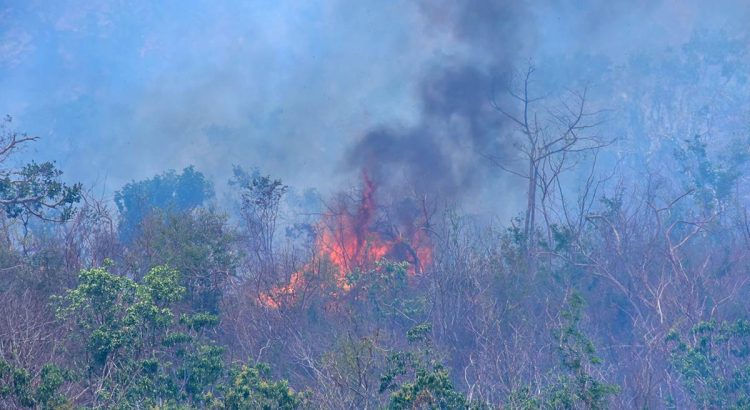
0;126;749;409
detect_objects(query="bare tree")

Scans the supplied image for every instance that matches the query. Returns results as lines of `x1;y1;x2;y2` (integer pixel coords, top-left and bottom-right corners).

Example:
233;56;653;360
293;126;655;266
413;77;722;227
489;66;611;271
231;166;288;277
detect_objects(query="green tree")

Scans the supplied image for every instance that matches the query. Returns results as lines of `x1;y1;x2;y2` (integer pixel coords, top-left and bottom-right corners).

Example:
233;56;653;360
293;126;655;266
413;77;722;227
115;166;214;242
673;134;749;212
0;115;81;223
507;293;619;409
667;319;750;409
209;362;306;410
0;359;72;410
0;360;71;409
380;323;478;409
51;261;305;408
133;207;236;313
545;293;619;409
55;262;225;407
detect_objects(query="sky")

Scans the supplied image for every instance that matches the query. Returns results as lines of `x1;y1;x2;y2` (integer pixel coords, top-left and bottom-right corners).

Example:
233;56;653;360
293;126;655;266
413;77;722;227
1;0;749;215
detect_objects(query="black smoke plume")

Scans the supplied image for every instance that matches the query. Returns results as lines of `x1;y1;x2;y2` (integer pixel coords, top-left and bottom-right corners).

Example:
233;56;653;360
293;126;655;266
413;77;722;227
345;0;529;201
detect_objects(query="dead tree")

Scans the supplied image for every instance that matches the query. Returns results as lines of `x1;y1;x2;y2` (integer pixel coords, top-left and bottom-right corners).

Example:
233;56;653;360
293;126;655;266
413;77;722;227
490;66;611;272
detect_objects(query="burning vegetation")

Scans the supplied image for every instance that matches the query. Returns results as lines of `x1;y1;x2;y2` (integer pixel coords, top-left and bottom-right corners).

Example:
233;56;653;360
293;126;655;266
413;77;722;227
8;2;750;408
259;172;433;308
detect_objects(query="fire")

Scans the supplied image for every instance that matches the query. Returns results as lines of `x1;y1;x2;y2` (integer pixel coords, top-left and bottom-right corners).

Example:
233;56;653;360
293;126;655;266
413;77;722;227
259;172;432;308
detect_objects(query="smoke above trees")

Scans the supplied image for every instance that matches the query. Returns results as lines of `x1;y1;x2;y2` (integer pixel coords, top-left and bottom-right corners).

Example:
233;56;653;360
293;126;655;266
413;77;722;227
2;1;750;408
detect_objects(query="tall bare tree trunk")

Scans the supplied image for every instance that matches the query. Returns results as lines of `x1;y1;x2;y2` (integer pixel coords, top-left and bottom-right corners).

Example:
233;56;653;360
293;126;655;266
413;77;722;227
524;158;537;273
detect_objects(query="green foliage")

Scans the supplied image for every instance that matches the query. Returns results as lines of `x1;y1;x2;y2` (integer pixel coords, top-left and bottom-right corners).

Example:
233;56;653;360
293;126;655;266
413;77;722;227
0;161;82;223
508;293;619;409
556;294;600;371
230;166;288;219
380;323;478;409
0;360;71;409
546;224;575;253
136;207;236;313
668;319;750;409
380;348;460;409
230;166;288;270
144;264;187;304
55;263;226;407
0;116;82;223
346;260;422;322
47;262;303;408
0;359;33;407
318;334;387;408
181;311;221;331
673;134;749;211
115;166;214;241
544;293;619;409
387;364;472;410
210;362;306;409
407;323;433;343
36;364;71;409
182;344;226;398
505;386;542;410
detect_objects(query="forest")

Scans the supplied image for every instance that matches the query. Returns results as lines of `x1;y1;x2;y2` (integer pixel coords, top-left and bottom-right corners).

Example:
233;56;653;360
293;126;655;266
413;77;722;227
2;1;750;409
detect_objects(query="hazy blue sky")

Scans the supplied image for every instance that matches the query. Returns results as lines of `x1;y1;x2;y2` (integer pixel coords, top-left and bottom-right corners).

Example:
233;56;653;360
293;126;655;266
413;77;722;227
1;0;748;210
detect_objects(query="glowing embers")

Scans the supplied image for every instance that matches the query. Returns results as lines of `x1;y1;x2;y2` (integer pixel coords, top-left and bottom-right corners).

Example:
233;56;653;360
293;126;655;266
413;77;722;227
259;173;432;309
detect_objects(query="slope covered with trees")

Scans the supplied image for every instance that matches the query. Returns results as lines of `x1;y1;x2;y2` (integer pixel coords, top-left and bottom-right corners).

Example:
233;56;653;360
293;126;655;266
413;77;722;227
2;30;750;409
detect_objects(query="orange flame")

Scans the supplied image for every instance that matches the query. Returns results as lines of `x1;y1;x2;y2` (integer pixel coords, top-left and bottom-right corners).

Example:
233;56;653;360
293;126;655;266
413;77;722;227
259;172;432;308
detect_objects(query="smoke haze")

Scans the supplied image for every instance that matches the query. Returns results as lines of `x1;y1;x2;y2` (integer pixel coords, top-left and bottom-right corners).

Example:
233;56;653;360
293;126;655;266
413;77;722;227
1;0;749;215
